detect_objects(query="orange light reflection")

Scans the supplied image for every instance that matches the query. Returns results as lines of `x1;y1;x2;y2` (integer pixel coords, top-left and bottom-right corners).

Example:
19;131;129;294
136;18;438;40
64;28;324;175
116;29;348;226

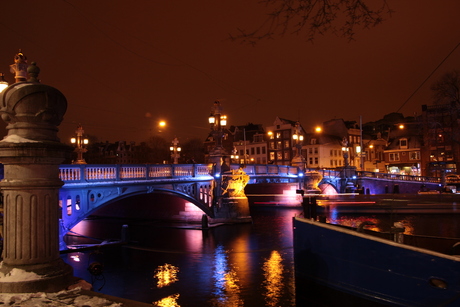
262;250;284;307
153;293;180;307
154;263;179;288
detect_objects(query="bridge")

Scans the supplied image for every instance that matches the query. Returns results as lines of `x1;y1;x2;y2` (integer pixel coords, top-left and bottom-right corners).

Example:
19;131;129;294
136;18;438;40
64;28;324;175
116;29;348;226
58;163;301;246
58;163;447;248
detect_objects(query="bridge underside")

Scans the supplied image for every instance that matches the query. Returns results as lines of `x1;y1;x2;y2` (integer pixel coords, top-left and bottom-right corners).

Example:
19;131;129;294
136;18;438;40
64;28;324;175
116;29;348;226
59;180;214;246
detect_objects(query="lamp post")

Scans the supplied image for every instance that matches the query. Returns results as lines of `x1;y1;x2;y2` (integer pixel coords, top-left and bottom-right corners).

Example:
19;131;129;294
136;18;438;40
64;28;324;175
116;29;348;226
71;124;89;164
231;146;239;164
208;100;228;165
0;73;8;92
170;137;181;164
342;137;349;168
291;121;306;170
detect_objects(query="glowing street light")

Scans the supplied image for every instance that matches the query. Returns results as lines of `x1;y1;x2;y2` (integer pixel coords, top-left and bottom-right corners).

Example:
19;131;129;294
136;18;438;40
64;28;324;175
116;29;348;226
291;121;305;169
170;137;181;164
70;124;89;164
0;73;8;93
208;100;228;155
231;146;239;163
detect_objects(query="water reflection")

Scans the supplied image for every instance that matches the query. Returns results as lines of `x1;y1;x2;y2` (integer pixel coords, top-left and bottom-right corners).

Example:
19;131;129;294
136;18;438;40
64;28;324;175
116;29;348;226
262;250;284;307
153;294;180;307
62;207;301;306
154;263;179;288
210;245;243;307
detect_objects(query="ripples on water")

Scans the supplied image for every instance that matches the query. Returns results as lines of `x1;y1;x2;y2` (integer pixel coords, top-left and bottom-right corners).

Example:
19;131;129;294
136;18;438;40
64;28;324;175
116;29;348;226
62;207;299;306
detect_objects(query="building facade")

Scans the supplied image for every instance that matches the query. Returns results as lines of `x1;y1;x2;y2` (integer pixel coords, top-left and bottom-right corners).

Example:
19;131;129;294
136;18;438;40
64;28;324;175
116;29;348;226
265;117;306;166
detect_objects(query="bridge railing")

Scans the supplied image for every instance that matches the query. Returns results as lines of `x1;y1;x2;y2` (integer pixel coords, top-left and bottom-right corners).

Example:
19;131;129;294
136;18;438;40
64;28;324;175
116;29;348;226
356;171;441;183
60;163;302;183
234;164;299;176
59;164;214;183
302;168;441;183
305;168;341;178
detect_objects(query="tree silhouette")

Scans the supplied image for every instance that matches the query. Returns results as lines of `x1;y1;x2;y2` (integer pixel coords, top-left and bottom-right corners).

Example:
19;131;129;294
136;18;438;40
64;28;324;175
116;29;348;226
431;70;460;105
232;0;392;43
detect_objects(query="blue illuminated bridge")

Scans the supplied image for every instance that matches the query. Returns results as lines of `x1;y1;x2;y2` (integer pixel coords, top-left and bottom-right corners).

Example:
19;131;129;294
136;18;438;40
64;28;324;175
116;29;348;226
58;163;443;248
58;163;301;240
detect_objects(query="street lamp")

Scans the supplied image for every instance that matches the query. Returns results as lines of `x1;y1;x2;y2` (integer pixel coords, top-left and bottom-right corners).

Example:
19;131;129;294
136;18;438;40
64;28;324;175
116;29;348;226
170;137;181;164
70;124;89;164
231;146;239;164
208;100;228;163
291;121;305;169
341;137;349;167
0;73;8;93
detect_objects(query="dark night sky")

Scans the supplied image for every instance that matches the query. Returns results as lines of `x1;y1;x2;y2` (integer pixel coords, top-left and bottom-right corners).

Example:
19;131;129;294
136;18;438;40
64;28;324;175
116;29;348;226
1;1;460;144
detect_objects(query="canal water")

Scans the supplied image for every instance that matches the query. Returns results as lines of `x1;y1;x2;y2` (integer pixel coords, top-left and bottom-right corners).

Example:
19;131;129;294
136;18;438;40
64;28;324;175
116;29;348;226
61;206;300;306
61;203;460;306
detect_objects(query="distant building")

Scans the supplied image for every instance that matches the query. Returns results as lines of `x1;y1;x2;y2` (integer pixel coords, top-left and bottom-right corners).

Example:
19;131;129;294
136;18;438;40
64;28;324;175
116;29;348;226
421;103;460;176
86;141;152;164
317;119;362;169
362;133;387;172
363;113;420;174
265;117;306;166
384;128;422;176
232;123;267;165
303;131;344;169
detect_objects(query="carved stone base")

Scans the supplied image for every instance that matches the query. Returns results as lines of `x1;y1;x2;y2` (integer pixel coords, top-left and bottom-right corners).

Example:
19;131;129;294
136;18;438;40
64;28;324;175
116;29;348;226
213;196;252;223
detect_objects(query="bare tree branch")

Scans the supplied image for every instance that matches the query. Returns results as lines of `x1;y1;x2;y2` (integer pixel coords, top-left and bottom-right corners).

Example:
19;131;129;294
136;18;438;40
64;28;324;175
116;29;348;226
431;70;460;105
230;0;393;43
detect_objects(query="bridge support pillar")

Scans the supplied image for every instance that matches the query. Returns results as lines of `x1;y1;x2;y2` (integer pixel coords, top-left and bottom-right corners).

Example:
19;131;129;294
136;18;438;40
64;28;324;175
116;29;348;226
0;62;74;293
214;196;251;223
213;169;252;223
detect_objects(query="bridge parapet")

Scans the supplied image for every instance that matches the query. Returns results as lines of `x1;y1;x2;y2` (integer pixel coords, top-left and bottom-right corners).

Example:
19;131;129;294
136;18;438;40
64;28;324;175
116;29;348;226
356;171;441;183
59;164;214;183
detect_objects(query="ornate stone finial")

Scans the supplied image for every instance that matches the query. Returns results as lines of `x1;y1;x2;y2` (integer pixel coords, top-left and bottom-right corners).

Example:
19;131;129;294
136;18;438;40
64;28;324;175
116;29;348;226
27;62;40;82
9;50;28;82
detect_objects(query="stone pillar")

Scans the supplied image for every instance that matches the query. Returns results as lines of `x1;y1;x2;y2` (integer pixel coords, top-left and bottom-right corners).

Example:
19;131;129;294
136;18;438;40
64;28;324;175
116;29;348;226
213;167;251;223
0;60;73;292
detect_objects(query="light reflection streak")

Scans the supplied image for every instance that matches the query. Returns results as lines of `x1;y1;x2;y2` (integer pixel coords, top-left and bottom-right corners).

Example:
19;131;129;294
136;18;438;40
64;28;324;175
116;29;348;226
153;293;180;307
154;263;179;288
262;250;284;307
210;245;243;307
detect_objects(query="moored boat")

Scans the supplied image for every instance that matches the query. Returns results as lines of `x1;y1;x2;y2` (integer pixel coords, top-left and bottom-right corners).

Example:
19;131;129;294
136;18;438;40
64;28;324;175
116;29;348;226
293;216;460;306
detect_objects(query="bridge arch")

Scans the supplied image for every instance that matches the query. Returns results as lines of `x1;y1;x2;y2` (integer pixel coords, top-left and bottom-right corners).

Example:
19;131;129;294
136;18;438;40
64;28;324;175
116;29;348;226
60;182;214;233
